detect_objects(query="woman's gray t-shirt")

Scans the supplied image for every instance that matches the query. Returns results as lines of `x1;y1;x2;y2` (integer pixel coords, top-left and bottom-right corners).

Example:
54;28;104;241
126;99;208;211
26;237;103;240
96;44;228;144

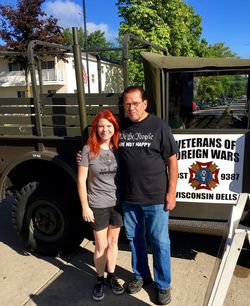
79;145;119;208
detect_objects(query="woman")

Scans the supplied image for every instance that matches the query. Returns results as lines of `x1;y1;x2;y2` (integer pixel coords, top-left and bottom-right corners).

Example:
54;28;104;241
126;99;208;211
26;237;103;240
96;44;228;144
77;109;124;301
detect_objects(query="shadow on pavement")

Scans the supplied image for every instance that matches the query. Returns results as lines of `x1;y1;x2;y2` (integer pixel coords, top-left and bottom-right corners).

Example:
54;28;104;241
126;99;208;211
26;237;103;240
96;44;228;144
170;230;249;268
0;196;29;256
1;196;249;306
28;247;152;306
170;231;221;259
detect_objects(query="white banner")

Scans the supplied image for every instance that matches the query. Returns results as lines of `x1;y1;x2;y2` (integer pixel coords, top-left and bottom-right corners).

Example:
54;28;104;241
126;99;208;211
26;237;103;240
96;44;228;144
174;134;245;204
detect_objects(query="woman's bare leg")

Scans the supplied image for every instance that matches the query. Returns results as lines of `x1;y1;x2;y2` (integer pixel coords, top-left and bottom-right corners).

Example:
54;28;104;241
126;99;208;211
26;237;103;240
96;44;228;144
106;225;121;273
93;228;108;276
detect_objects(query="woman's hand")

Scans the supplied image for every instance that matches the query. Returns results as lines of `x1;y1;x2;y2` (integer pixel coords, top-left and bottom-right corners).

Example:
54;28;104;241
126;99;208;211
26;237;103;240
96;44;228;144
76;150;82;164
82;206;95;222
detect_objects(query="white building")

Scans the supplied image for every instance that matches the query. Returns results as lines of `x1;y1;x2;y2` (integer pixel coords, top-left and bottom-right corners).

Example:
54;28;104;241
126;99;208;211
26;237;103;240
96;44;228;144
0;53;123;98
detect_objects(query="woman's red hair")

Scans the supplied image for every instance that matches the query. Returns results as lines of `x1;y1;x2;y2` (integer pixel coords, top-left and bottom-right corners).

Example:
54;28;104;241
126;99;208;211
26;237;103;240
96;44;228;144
87;109;120;157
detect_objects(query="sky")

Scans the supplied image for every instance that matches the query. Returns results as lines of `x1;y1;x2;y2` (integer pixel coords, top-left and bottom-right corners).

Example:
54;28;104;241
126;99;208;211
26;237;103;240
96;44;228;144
1;0;250;58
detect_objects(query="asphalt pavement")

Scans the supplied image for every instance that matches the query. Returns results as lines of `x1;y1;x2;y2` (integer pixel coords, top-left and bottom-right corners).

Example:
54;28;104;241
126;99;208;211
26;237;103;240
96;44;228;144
0;197;249;306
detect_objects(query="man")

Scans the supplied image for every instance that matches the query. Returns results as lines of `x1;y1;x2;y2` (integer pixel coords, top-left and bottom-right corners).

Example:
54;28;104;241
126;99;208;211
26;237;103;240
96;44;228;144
119;86;178;305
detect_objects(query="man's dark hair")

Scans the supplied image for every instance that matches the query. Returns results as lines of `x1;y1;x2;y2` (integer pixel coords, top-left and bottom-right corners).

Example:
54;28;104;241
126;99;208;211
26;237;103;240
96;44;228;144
122;86;147;101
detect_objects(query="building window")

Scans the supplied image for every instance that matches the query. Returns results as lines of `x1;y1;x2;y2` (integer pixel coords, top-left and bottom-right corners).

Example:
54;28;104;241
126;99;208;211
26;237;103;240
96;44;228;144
17;91;25;98
9;62;25;72
41;61;55;69
91;74;95;83
48;90;56;94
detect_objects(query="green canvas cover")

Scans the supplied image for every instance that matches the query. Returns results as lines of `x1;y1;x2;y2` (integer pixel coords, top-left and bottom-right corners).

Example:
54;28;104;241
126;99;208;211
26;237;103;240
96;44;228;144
141;52;250;71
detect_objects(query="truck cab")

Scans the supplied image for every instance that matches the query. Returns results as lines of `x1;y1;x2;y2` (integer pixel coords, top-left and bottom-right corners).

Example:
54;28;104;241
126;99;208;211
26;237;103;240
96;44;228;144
141;52;250;234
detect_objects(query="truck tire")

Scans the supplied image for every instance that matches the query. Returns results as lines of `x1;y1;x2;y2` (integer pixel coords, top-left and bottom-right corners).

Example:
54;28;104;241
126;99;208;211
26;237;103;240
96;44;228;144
12;181;84;255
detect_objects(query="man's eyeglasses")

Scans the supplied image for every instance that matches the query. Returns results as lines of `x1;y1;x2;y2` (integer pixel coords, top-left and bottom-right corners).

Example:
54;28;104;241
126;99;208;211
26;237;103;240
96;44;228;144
124;101;143;109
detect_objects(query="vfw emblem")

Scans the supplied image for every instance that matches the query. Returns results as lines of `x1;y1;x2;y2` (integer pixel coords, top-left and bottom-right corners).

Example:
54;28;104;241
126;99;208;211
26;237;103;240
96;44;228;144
189;161;219;190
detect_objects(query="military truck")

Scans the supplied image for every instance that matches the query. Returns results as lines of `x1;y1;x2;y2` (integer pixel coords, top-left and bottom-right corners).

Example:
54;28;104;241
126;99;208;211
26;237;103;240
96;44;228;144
0;34;249;255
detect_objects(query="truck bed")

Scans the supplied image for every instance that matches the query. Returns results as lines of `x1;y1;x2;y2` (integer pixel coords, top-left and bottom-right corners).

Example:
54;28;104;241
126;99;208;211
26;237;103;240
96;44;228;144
0;93;123;137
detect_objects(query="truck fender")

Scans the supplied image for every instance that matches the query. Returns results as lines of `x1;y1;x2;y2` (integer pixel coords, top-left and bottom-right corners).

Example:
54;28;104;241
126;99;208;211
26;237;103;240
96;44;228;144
0;150;77;199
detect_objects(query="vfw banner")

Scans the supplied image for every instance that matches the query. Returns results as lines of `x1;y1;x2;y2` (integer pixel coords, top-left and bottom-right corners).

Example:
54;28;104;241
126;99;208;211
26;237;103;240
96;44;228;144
174;134;245;204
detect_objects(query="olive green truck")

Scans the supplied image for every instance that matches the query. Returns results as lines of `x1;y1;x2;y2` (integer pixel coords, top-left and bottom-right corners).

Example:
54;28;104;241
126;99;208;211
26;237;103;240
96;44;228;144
0;39;249;255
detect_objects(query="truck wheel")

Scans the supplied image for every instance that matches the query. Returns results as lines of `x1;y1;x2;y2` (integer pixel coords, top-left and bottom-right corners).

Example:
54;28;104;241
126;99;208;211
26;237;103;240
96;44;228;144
12;181;84;255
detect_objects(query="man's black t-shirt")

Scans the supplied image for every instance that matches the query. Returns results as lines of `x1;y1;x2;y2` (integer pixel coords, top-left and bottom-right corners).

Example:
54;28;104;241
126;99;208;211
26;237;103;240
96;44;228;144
119;114;178;204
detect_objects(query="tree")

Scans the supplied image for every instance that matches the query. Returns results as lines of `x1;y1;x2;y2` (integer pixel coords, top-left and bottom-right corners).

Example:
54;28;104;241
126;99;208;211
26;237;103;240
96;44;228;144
63;27;111;49
0;0;65;96
194;43;240;103
206;42;238;58
116;0;206;84
62;27;121;63
87;30;113;49
63;27;85;47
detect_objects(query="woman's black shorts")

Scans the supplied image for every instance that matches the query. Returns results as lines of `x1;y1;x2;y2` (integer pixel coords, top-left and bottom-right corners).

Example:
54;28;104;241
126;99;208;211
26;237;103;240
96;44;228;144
90;205;123;231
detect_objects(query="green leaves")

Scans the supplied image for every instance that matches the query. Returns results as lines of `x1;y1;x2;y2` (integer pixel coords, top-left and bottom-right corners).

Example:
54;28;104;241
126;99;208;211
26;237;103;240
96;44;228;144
116;0;205;84
116;0;238;85
206;42;238;58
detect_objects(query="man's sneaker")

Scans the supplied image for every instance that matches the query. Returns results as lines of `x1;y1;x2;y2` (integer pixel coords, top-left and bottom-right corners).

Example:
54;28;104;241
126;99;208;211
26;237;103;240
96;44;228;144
92;281;105;301
108;276;124;295
126;277;153;294
157;288;171;305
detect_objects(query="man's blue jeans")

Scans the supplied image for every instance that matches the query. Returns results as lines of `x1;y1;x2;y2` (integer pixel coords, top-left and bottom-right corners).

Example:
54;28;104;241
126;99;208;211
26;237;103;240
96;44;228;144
122;202;171;289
